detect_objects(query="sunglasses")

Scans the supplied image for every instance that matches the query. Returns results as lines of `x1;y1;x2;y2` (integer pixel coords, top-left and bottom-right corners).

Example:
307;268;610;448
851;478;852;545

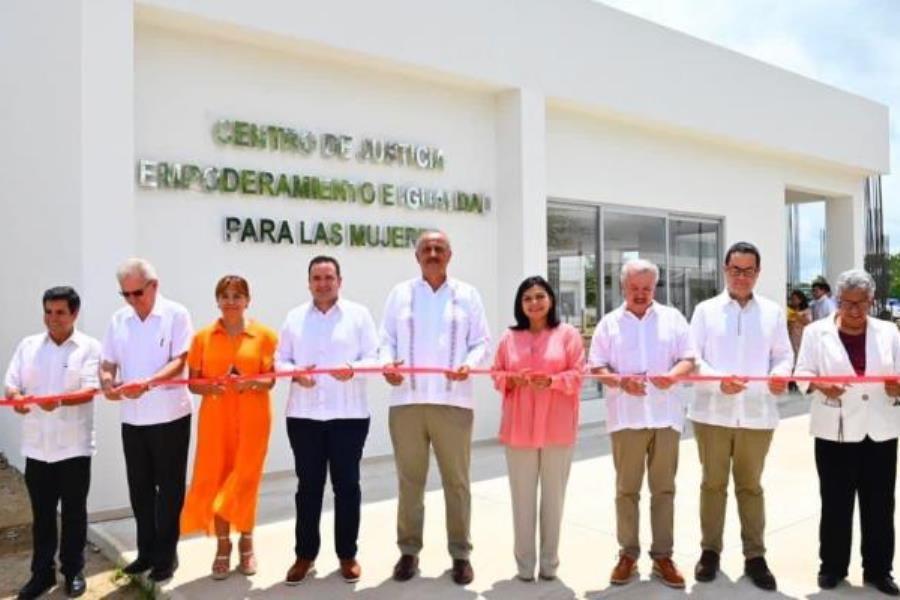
120;282;152;299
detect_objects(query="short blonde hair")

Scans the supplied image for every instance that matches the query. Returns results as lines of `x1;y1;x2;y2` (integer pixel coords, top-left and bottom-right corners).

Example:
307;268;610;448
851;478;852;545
116;258;158;282
620;258;659;287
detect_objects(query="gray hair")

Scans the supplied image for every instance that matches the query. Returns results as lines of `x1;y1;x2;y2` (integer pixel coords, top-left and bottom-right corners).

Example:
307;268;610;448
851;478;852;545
835;268;875;300
116;258;158;283
414;229;451;252
620;259;660;287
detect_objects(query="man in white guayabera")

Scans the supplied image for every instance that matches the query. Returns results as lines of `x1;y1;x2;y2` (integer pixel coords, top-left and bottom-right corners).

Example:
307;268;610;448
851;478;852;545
379;230;490;586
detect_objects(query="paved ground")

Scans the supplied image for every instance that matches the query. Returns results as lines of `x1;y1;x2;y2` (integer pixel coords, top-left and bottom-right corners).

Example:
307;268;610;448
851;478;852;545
90;397;898;598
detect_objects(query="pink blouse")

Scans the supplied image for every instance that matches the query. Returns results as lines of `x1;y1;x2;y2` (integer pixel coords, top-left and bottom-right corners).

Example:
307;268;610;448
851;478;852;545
492;323;585;448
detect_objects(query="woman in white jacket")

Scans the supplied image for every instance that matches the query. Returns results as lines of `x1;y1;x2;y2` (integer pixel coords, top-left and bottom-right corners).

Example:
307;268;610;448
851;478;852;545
794;269;900;596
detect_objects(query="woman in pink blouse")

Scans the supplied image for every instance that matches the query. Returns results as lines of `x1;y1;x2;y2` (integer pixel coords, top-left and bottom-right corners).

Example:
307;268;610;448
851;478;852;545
492;275;585;582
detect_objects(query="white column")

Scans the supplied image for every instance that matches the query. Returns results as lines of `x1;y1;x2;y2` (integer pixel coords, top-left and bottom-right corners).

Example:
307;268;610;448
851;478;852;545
0;1;91;474
495;89;547;312
81;0;136;516
824;186;865;282
0;0;134;514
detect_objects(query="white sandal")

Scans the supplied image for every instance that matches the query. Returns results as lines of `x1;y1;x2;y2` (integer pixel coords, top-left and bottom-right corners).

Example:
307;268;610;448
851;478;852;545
238;533;257;576
211;536;232;580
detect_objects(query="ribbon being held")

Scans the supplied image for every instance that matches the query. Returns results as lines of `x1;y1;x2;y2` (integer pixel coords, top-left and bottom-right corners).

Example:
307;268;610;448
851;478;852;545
4;366;900;407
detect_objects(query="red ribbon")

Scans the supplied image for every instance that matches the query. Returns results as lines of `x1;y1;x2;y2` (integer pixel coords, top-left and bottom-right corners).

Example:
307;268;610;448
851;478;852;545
2;367;895;407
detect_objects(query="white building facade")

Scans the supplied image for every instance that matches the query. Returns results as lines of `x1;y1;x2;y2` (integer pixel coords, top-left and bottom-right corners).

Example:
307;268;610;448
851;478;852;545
0;0;889;515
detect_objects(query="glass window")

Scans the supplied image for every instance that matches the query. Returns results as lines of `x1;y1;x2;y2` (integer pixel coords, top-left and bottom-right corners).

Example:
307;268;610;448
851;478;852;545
548;201;722;405
602;211;667;313
669;218;721;319
547;204;599;336
547;203;600;401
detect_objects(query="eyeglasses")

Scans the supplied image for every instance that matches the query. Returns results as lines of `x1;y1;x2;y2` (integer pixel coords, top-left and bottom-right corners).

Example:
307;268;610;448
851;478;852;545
725;266;758;278
838;299;869;312
120;282;151;299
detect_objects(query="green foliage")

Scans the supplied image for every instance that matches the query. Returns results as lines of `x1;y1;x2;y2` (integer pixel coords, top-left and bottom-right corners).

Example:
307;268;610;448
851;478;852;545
889;253;900;299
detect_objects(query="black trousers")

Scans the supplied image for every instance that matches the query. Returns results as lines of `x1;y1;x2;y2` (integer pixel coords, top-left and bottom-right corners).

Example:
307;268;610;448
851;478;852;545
121;415;191;570
24;456;91;577
815;436;897;578
287;417;369;560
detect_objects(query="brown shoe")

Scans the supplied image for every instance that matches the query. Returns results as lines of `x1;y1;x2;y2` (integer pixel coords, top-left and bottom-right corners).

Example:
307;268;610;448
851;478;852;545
610;554;638;585
392;554;418;582
652;557;685;588
452;559;474;585
340;558;361;583
284;558;315;586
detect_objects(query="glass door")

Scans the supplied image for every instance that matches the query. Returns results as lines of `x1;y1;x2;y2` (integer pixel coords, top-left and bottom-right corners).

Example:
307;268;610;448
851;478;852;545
669;217;721;319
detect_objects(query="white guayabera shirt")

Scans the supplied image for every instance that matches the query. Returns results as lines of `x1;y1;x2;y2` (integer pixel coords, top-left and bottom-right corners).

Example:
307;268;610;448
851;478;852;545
4;330;100;462
589;302;695;433
689;291;794;430
277;299;379;421
101;295;194;426
379;277;491;409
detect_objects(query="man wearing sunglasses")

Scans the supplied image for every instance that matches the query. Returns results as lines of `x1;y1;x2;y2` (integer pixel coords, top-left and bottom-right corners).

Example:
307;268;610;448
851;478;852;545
99;258;194;583
688;241;794;591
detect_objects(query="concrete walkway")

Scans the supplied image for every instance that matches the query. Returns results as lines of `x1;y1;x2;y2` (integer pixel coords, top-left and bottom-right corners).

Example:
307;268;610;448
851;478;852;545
90;398;897;598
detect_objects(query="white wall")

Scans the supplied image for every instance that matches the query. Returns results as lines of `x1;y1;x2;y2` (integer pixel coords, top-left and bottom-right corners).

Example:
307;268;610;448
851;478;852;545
545;106;869;304
0;0;136;515
137;0;889;174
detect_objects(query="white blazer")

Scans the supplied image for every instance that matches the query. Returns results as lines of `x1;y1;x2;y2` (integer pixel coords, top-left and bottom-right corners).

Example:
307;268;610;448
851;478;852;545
794;316;900;442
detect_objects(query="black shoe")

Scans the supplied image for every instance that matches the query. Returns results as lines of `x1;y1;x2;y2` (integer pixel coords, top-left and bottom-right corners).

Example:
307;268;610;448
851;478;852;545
745;557;777;591
865;574;900;596
148;557;179;583
121;558;152;576
64;573;86;598
694;550;719;582
17;571;56;600
817;572;843;589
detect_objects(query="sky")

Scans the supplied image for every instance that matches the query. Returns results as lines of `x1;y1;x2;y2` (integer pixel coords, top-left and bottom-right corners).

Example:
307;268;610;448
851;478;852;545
597;0;900;271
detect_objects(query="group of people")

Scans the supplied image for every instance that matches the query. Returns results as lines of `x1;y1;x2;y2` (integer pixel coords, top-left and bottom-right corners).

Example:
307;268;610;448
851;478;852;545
787;278;838;359
5;230;900;599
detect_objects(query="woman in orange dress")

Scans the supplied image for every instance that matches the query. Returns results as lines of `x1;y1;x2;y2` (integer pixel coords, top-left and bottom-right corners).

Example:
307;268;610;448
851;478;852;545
180;275;278;580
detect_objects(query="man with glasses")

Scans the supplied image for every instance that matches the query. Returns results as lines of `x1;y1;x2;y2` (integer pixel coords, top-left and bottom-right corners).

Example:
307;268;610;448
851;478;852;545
99;258;193;583
689;242;794;591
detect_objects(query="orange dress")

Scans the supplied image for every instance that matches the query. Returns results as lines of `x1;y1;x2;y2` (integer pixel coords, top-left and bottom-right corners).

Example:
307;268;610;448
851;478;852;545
180;319;278;535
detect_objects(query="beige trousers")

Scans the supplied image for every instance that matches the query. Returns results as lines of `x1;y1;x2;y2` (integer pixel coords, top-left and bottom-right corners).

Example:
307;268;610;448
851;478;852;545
388;404;473;560
611;427;680;559
505;445;574;579
692;421;774;558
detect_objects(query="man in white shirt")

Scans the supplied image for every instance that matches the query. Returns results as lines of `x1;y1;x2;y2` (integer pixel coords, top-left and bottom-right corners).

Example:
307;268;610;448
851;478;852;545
380;230;490;586
99;258;193;583
689;242;793;591
4;287;100;600
277;256;379;586
589;259;694;589
810;278;837;321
